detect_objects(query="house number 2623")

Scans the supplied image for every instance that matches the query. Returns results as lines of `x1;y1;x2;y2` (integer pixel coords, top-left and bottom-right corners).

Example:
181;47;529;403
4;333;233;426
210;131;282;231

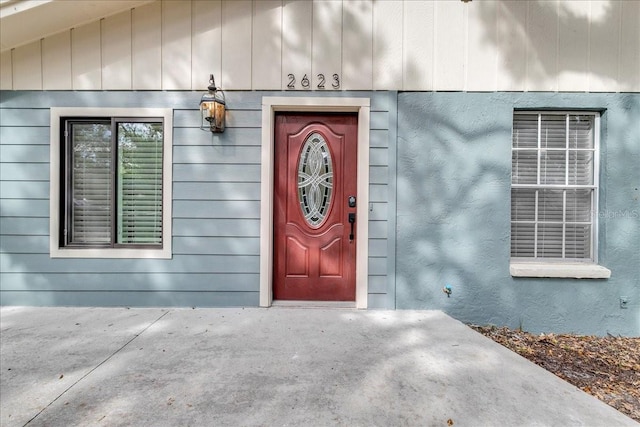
287;73;340;90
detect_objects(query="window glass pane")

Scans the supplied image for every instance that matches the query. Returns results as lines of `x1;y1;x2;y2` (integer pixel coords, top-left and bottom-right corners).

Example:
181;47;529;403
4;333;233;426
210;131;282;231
511;150;538;184
540;150;566;185
568;115;594;149
540;114;566;148
511;189;536;222
70;123;112;244
568;150;593;185
511;222;535;258
512;114;538;149
538;189;563;222
538;223;563;258
565;224;592;259
566;189;592;222
117;122;163;245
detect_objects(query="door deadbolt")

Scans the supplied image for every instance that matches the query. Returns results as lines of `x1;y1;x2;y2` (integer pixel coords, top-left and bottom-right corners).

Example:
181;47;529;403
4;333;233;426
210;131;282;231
348;196;356;208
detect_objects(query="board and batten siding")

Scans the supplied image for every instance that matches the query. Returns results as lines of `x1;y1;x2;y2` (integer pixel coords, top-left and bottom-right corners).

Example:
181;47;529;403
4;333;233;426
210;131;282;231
0;91;394;308
1;0;638;93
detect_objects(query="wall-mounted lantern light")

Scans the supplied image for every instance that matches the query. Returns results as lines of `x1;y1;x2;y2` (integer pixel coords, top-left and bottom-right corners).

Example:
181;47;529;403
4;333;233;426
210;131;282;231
200;74;226;133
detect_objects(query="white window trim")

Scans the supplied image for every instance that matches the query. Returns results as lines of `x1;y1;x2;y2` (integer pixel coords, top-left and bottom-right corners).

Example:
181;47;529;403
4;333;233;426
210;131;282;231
259;97;370;308
50;107;173;259
510;110;610;278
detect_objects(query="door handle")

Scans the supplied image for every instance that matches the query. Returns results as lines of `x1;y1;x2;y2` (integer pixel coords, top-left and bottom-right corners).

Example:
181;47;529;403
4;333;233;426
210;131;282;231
348;213;356;241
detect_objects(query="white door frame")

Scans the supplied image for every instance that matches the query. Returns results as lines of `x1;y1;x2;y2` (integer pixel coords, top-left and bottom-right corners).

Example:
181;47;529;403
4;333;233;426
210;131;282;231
259;97;370;308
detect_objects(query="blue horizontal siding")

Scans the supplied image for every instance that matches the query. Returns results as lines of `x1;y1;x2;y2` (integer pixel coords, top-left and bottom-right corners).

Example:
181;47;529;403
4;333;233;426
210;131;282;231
1;181;49;199
368;203;388;221
1;199;49;217
370;111;389;130
0;235;262;256
173;237;260;256
368;221;388;239
173;145;261;164
1;254;260;274
0;217;48;235
173;127;261;146
173;200;261;219
368;239;388;258
0;126;49;145
369;166;388;184
173;182;260;201
0;163;50;181
1;272;259;292
367;293;388;309
0;109;49;126
173;219;260;237
367;276;387;294
1;235;48;253
368;257;387;276
370;129;389;148
174;164;261;182
174;109;262;128
0;145;49;163
369;184;388;203
0;90;394;307
369;147;388;166
0;290;259;307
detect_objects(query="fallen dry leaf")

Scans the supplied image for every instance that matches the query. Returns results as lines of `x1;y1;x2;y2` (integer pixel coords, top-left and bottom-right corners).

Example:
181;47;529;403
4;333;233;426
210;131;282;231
471;325;640;422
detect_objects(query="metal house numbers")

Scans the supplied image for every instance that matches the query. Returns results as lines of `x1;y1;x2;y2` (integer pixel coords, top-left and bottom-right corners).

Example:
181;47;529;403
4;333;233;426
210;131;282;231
287;73;340;90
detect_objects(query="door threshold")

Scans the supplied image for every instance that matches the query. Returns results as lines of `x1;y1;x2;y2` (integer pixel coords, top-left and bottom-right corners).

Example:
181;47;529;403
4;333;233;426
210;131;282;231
271;300;357;309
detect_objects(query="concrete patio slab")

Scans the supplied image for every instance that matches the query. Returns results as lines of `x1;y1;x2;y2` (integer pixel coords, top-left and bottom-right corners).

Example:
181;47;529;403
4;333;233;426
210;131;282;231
1;307;636;426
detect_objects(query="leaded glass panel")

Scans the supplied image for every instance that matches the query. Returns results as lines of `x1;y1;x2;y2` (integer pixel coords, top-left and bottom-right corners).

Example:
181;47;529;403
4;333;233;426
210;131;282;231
298;133;333;227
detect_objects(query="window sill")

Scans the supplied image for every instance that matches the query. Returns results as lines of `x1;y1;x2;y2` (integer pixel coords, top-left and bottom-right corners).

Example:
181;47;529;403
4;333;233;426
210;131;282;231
510;262;611;279
50;247;171;259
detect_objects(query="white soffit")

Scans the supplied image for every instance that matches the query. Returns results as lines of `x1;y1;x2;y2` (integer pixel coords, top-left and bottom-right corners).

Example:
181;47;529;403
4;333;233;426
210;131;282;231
0;0;155;52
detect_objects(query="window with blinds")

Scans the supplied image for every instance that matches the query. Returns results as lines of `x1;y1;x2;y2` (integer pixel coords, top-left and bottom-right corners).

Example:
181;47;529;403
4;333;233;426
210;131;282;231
63;118;164;248
511;112;599;261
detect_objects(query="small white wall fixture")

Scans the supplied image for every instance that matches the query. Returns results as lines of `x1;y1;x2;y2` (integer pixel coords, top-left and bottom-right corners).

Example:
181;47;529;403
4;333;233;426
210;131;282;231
260;97;370;308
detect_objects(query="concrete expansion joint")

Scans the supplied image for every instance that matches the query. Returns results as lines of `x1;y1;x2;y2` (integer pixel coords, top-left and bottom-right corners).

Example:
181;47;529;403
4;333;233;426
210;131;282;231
21;310;171;426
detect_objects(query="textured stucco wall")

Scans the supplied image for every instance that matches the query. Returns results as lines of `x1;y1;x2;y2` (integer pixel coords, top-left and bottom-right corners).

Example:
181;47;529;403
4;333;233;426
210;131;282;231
395;92;640;336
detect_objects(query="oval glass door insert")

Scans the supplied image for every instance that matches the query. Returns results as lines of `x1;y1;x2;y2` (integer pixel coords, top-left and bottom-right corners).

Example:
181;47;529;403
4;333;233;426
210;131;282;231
298;132;333;227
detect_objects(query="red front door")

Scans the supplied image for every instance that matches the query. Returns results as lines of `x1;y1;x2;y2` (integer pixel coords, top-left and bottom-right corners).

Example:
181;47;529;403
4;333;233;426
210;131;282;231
274;113;358;301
